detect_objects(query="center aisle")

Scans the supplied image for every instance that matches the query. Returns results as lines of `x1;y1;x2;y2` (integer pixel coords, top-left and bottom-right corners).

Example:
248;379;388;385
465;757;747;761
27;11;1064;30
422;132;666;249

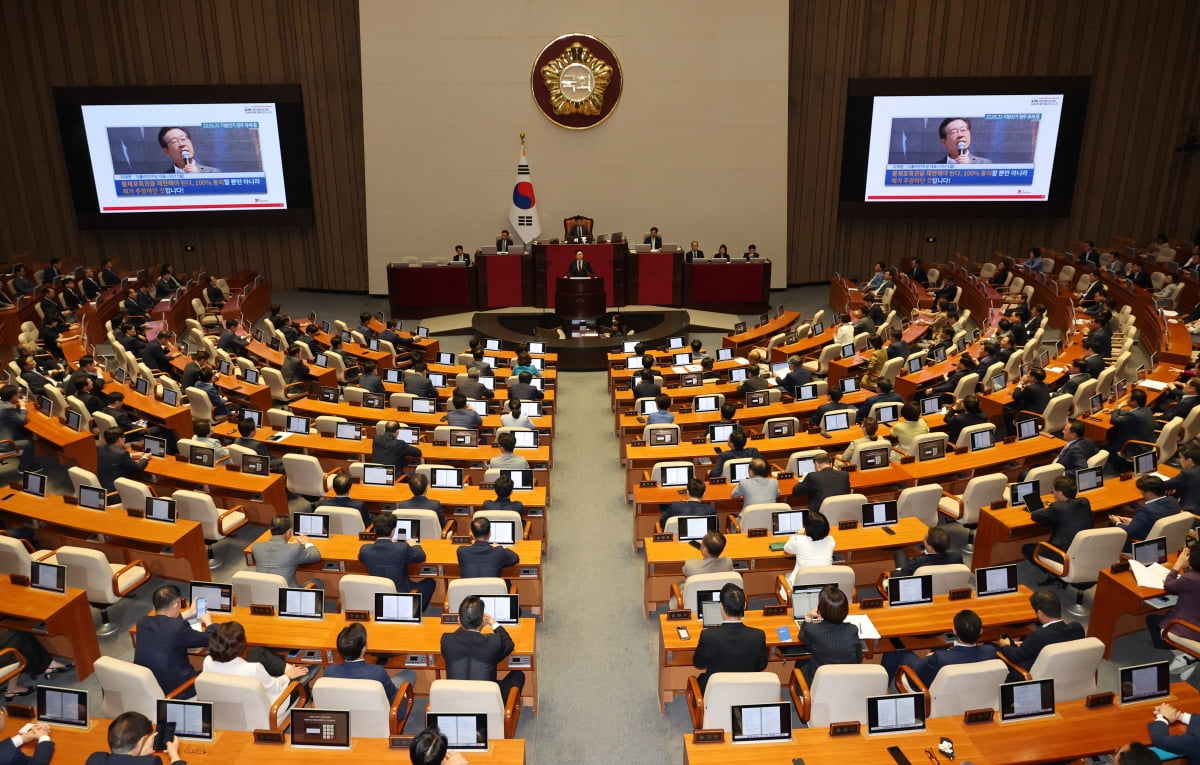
526;370;675;764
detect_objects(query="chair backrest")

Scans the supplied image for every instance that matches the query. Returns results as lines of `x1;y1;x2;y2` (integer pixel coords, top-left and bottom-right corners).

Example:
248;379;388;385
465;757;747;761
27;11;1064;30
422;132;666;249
445;577;508;614
281;454;327;496
67;467;104;498
260;367;288;398
472;510;524;540
1086;449;1109;470
172;489;227;540
316;506;365;535
813;344;839;374
94;656;163;719
113;478;153;511
55;546;120;604
1073;378;1100;413
896;483;943;527
927;659;1007;718
194;671;279;731
266;407;291;429
1062;528;1128;584
784;450;829;475
343;386;368;405
338;574;396;613
649;461;693;484
739;503;792;532
878;356;905;386
816;493;869;527
1028;637;1105;702
1042;394;1073;434
913;563;972;595
680;572;743;614
807;664;888;727
1147;511;1193;553
312;677;392;738
429;679;507;739
643;423;681;445
955;422;996;450
1158;417;1184;463
0;536;34;577
955;473;1009;525
701;672;782;732
1024;463;1064;498
185;386;214;421
314;415;348;436
791;565;856;594
231;570;287;608
719;457;753;481
390;508;445;541
951;373;980;401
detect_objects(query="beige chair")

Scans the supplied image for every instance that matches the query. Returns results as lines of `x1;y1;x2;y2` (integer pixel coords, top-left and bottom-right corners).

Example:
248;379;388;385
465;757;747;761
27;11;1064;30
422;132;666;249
445;577;509;614
669;572;743;614
266;407;292;429
1087;449;1110;471
951;372;980;402
194;671;305;731
0;647;26;688
1030;527;1126;616
472;509;526;541
261;367;307;404
185;386;221;423
282;454;338;500
172;489;248;569
316;505;366;535
232;570;290;608
643;423;682;446
734;503;792;534
685;672;781;732
190;297;221;329
1000;637;1105;702
338;574;397;613
113;478;155;514
895;658;1007;717
0;534;55;577
776;565;857;601
312;677;413;737
314;415;349;436
955;422;997;451
342;386;368;406
785;450;830;475
1024;463;1064;498
803;344;840;377
1025;394;1073;436
55;545;151;636
718;457;753;482
938;473;1008;528
94;656;193;719
1145;511;1194;553
391;508;452;541
763;417;800;439
646;461;694;485
428;679;521;739
67;466;121;508
913;563;972;595
896;484;943;527
1073;378;1100;414
814;493;869;527
1126;417;1184;466
790;665;888;727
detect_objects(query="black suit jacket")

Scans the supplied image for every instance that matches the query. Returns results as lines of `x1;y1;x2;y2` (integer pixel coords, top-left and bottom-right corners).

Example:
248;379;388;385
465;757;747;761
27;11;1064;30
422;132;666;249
0;740;54;765
685;249;704;263
790;467;851;512
141;342;172;372
396;495;447;529
496;238;512;252
456;541;519;578
692;621;769;692
567;259;596;277
370;434;421;472
441;626;515;683
798;620;863;682
913;642;998;686
358;538;426;592
999;620;1084;671
1030;498;1093;552
1165;465;1200;512
319;495;371;527
97;444;147;490
1054;437;1098;477
1150;715;1200;765
659;499;717;529
133;614;214;696
896;550;962;577
1110;406;1156;453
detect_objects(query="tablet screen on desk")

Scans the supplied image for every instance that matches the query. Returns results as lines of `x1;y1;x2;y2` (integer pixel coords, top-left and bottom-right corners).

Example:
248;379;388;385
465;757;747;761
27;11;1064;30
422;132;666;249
822;411;851;434
77;484;106;511
145;497;177;523
242;454;269;475
479;594;519;625
243;367;262;386
717;348;733;362
730;702;791;743
861;500;897;527
874;403;900;425
1133;450;1158;475
65;409;83;431
290;709;350;749
767;419;796;438
391;518;420;542
1131;536;1168;566
395;426;420;444
319;386;339;404
920;396;940;416
730;460;751;483
694;395;720;413
428;372;445;388
363;392;386;410
866;693;926;735
520;401;541;418
917;438;945;462
660;465;692;488
500;469;535;491
970;428;995;451
1119;661;1169;704
746;391;769;408
1000;679;1055;722
189;581;232;613
907;357;924;374
287;416;311;435
189;446;215;467
314;353;329;367
158;699;213;740
449;430;478;447
1015;418;1039;440
772;510;806;536
30;561;66;593
426;713;487;751
241;408;263;428
37;686;88;727
489;520;517;546
674;352;692;366
797;384;818;402
334;422;362;440
135;377;150;396
1076;466;1103;493
293;512;330;539
431;467;463;489
708;424;734;444
677;515;717;542
143;435;166;458
858;445;890;471
21;470;46;498
841;377;860;394
975;564;1018;597
1009;480;1039;508
362;463;395;487
887;574;933;607
375;592;422;623
412;398;436;414
791;585;827;618
278;587;323;619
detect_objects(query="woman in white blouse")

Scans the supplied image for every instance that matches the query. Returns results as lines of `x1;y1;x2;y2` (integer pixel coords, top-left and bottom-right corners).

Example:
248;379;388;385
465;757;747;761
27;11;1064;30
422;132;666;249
783;510;835;583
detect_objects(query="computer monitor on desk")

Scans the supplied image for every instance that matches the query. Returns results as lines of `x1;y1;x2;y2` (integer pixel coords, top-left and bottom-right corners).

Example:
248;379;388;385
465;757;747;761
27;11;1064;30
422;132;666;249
887;574;933;607
676;515;717;542
867;693;926;736
976;564;1019;597
1000;679;1055;722
730;702;792;744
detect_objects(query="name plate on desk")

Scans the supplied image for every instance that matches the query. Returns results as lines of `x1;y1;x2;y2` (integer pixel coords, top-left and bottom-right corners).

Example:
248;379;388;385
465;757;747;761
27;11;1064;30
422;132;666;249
389;735;415;749
948;587;973;601
1086;691;1115;708
358;532;376;541
747;528;768;539
990;500;1008;510
842;464;857;473
250;604;275;617
1002;435;1017;445
451;536;471;544
829;722;861;737
253;730;286;744
859;597;884;609
9;573;30;587
441;614;460;625
963;708;995;724
667;609;692;621
692;729;725;744
519;567;538;578
345;610;370;622
1110;561;1131;574
750;433;766;440
62;495;77;505
432;440;447;447
900;455;915;464
480;483;494;490
838;520;858;530
762;604;788;616
709;477;727;485
691;437;706;444
639;480;657;488
778;472;795;480
126;508;145;519
631;440;646;447
653;533;674;543
224;463;241;472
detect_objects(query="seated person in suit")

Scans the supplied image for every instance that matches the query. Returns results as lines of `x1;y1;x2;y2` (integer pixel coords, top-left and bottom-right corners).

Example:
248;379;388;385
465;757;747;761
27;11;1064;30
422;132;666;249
790;452;850;513
1052;419;1099;479
882;609;998;685
644;227;662;250
372;421;422;474
140;331;177;373
455;367;492;400
451;245;469;265
403;362;437;398
359;512;436;611
567;219;591;242
496;229;514;253
731;457;779;510
1110;476;1184;553
355;312;376;341
323;623;409;715
776;354;814;397
133;584;213;698
190;419;229;462
250;514;322;589
797;584;863;682
489;431;530;471
685;241;704;262
281;345;309;385
692;583;768;692
713;244;730;259
395;472;446;528
456;517;519;578
646;393;674;425
1107;389;1157;472
193;368;231;419
709;428;762;478
441;595;525;701
1022;476;1093;579
858;378;903;421
809;388;855;427
508;370;543;401
482;474;524;516
743;244;760;260
837;416;889;468
996;590;1085;681
85;712;181;765
660;478;716;529
944;394;987;445
97;426;149;491
892;526;962;577
1149;703;1200;763
632;368;661;400
1145;539;1200;679
499;397;536;430
319;472;371;527
1164;445;1200;514
736;364;770;396
682;530;734;578
357;360;385;395
444;392;483;431
233;417;283;473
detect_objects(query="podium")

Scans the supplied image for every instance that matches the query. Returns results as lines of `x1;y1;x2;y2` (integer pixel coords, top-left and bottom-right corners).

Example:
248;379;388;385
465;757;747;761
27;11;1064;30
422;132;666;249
555;277;606;320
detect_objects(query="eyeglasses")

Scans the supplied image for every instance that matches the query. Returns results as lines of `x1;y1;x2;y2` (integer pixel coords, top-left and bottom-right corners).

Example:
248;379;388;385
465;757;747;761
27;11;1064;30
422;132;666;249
924;748;940;764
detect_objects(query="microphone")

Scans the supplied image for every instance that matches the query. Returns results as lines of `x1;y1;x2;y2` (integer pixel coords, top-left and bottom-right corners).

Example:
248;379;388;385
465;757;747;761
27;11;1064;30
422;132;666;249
956;141;966;158
181;149;192;165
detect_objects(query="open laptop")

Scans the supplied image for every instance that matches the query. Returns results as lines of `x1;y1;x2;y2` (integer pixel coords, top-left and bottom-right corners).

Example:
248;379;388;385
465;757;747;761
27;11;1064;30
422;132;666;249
375;592;422;623
1119;661;1170;705
278;587;324;619
1130;536;1168;565
867;693;926;736
975;564;1019;597
887;574;934;607
861;500;898;528
730;702;792;744
290;709;350;749
1000;678;1055;722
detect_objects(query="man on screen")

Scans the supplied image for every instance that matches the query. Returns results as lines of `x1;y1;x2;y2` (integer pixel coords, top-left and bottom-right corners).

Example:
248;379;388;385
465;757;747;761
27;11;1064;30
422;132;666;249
938;118;991;164
158;126;222;173
566;249;596;277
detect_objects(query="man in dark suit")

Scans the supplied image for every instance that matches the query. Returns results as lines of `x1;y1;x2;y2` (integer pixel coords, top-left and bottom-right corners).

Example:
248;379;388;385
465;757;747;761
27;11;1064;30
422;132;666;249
455;367;492;399
1108;389;1157;471
482;474;525;517
1149;701;1200;764
403;362;438;398
790;453;850;512
808;389;855;427
496;229;514;253
395;473;446;528
567;220;590;242
1157;379;1200;426
997;590;1085;681
709;429;762;479
85;711;184;764
359;512;436;610
0;722;53;764
140;331;176;373
736;365;770;396
632;369;661;401
905;257;927;284
356;360;385;395
1128;260;1153;290
507;371;543;401
1052;420;1099;479
944;394;988;445
929;355;977;397
858;379;904;420
323;623;403;708
1164;446;1200;514
1111;476;1184;552
685;241;704;262
371;421;422;473
98;258;121;287
218;319;250;357
233;417;282;472
660;478;717;529
1058;358;1092;398
133;585;213;698
692;583;768;692
319;473;371;527
457;517;519;578
886;329;911;361
776;354;814;398
1079;241;1101;268
643;227;663;250
1023;476;1094;580
882;609;997;685
250;514;322;588
441;596;526;701
1083;315;1114;359
893;526;962;576
566;250;596;277
97;427;149;490
451;245;470;266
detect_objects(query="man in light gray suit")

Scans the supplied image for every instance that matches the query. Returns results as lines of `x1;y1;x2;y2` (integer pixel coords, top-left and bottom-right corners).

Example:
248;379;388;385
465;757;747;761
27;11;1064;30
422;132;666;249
682;531;734;578
251;514;322;588
939;118;992;164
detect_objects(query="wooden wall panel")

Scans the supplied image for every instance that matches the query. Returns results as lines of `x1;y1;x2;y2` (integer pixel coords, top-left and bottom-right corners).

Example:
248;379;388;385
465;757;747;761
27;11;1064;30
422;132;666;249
0;0;366;292
788;0;1200;284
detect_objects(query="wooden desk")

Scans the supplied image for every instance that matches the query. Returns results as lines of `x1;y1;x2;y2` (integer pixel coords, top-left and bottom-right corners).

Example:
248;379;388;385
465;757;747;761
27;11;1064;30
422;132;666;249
0;719;526;763
170;356;272;410
721;312;800;355
614;392;869;441
286;398;555;439
0;580;101;680
144;456;287;526
334;484;550;544
243;534;543;616
245;339;337;387
22;403;96;472
642;518;927;614
656;587;1035;708
769;328;838;364
899;435;1066;485
0;491;210;582
683;718;981;765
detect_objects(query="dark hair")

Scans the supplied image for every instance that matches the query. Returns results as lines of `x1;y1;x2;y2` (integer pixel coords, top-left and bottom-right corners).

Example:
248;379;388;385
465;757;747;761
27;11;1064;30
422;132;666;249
962;395;981;414
1053;475;1077;499
1118;743;1162;765
861;416;879;437
720;402;737;421
451;392;467;410
1030;589;1062;619
208;621;247;663
730;429;748;449
804;511;830;541
686;478;706;499
336;622;367;661
937;117;971;138
332;472;353;495
459;595;485;629
103;426;123;445
193;419;212;438
497;431;517;452
518;370;533;384
1137;475;1166;496
900;402;920;422
719;582;746;618
238;417;256;437
373;511;397;537
1066;419;1086;438
869;335;883;350
926;526;951;553
953;609;983;644
410;727;450;764
493;474;514;499
269;514;293;536
817;585;849;623
107;711;154;754
157;126;190;147
654;393;671;412
152;584;183;612
0;384;18;402
470;516;491;539
701;530;726;558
